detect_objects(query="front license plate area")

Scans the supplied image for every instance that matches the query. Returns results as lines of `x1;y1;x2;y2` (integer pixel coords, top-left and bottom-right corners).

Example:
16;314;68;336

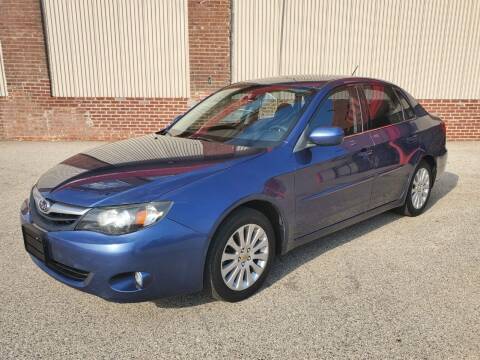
22;224;48;263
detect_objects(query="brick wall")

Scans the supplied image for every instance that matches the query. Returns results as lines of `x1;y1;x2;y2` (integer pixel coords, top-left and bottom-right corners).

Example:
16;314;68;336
0;0;230;141
420;100;480;140
188;0;231;100
0;0;478;141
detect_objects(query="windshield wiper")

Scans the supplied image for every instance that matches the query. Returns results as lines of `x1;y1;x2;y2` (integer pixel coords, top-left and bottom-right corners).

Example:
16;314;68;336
155;128;171;136
189;135;214;142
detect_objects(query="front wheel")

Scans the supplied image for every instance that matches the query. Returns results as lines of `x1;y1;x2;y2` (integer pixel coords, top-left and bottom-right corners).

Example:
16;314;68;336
397;160;433;216
206;208;275;302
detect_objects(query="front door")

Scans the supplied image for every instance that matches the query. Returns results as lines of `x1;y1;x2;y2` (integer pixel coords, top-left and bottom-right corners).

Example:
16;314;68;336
294;86;375;238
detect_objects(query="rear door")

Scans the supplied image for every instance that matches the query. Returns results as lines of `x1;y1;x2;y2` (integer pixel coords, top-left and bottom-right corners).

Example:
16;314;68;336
294;85;375;238
361;83;417;209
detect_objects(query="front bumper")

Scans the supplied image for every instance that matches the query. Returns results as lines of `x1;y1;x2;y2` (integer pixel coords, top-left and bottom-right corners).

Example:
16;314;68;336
20;210;208;302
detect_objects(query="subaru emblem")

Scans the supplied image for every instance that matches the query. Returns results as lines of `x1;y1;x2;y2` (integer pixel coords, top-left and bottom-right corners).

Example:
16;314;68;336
38;198;51;213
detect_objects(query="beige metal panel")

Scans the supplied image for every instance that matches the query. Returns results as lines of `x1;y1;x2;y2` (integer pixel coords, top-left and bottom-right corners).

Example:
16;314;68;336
231;0;284;82
42;0;189;98
233;0;480;99
0;41;7;96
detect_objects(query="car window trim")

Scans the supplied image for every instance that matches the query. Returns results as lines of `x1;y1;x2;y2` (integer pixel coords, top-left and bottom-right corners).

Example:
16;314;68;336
354;85;368;133
293;84;364;152
361;83;418;133
293;81;419;153
386;84;407;123
393;86;417;121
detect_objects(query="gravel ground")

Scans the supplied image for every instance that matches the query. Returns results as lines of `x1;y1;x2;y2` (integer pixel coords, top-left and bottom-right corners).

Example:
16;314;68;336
0;141;479;359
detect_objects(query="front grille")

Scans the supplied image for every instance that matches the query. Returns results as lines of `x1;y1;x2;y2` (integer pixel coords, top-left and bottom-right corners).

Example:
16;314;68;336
37;211;80;225
29;193;88;232
49;260;89;281
26;189;91;281
30;197;75;231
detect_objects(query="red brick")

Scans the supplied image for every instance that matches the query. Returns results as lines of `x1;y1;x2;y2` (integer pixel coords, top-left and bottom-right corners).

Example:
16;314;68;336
1;0;478;141
419;99;480;140
0;0;230;140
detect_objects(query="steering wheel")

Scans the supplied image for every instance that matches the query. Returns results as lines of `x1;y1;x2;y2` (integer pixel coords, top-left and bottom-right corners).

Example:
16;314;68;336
268;125;288;134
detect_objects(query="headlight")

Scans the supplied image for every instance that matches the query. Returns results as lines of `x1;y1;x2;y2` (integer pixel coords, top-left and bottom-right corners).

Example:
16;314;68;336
76;202;172;235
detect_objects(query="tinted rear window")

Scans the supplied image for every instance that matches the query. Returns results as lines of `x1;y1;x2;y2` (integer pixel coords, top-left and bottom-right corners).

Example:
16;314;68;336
363;84;404;129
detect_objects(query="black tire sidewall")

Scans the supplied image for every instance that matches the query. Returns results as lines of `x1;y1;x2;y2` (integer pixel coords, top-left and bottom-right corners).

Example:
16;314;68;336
405;161;433;216
207;207;276;302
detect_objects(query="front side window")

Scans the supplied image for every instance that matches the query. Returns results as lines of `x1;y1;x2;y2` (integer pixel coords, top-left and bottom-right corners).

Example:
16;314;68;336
308;86;363;136
363;84;404;129
167;83;321;147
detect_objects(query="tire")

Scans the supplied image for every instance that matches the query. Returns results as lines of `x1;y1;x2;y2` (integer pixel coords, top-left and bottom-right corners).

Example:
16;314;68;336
396;160;433;216
206;207;276;302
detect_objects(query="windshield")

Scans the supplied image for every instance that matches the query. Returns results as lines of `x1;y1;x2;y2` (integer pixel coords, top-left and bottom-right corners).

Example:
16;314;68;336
166;83;321;147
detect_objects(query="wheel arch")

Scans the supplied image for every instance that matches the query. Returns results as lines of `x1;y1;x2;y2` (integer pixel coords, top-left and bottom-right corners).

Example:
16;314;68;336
202;196;289;290
422;154;437;183
205;196;289;259
399;148;438;205
239;199;286;256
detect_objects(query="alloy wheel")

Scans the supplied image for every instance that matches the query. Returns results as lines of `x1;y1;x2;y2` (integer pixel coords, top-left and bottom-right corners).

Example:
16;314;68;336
220;224;269;291
411;167;430;209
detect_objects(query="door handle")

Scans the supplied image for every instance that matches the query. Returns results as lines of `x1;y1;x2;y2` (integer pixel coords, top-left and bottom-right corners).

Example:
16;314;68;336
406;134;418;144
359;148;373;157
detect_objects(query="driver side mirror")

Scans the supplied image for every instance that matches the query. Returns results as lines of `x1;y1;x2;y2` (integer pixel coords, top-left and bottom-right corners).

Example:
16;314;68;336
308;126;344;146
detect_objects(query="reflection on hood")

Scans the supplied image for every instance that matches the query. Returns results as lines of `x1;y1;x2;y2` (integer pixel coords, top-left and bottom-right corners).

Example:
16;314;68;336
37;134;263;201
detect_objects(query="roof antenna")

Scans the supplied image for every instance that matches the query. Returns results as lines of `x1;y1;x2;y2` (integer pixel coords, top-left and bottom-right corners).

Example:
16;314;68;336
351;64;359;76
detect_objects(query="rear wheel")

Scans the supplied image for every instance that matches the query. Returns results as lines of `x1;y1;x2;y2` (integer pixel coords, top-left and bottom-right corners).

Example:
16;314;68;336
206;208;275;302
397;160;433;216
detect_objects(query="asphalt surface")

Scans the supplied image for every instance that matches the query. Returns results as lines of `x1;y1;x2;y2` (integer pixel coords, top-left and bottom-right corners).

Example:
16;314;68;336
0;141;479;359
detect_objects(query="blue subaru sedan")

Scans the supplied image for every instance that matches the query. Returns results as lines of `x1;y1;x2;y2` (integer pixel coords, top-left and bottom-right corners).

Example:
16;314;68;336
20;76;447;302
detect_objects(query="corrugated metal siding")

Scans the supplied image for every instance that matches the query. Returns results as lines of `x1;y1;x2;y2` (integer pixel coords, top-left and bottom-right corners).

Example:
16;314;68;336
0;41;7;96
231;0;284;82
42;0;190;98
232;0;480;99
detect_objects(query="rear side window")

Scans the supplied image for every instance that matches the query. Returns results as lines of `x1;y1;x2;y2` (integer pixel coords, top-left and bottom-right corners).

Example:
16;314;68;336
363;84;404;129
309;86;363;136
394;88;415;120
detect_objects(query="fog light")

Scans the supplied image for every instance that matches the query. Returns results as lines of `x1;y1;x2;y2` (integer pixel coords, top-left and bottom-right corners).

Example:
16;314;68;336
134;272;143;289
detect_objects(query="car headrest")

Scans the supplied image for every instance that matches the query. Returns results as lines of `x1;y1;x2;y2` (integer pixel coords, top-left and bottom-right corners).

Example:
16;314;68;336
274;103;294;119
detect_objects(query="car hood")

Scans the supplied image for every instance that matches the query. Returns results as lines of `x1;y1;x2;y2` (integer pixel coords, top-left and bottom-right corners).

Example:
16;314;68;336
36;134;264;207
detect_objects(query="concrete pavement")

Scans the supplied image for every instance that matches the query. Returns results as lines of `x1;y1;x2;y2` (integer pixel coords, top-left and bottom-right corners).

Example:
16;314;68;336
0;141;478;359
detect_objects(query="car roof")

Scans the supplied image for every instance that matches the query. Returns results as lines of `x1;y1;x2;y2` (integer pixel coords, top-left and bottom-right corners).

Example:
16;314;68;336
231;75;419;107
243;74;345;85
236;74;393;87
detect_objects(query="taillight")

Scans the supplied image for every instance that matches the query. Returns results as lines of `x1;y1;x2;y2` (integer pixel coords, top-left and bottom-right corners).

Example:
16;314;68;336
440;120;447;145
440;120;446;135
